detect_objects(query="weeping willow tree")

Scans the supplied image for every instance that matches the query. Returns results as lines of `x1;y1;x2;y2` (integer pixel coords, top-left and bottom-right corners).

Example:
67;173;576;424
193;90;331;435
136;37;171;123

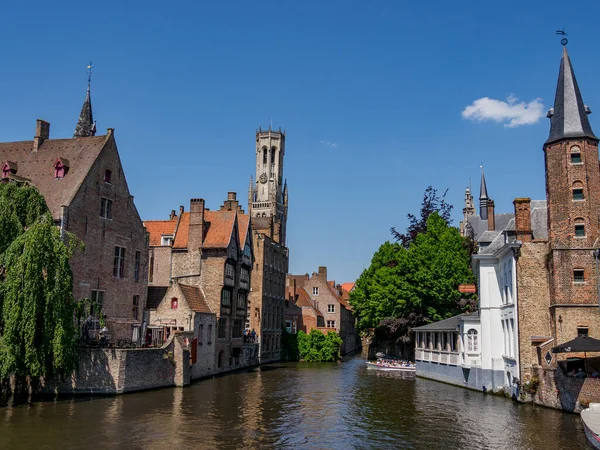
0;183;78;400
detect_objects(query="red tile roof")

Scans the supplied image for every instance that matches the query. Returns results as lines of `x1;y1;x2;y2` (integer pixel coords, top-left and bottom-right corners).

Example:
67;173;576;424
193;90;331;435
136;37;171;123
296;287;323;317
144;218;178;247
179;284;212;314
238;214;250;247
172;212;190;249
202;210;236;248
327;284;352;311
341;282;355;293
0;135;109;218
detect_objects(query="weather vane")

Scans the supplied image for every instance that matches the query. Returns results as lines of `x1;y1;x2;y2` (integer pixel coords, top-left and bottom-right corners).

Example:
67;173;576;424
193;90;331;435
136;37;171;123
86;61;94;85
556;28;568;46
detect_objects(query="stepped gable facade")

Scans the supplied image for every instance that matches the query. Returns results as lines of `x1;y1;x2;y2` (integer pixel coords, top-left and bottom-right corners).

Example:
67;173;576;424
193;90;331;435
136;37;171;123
0;111;148;344
144;192;254;373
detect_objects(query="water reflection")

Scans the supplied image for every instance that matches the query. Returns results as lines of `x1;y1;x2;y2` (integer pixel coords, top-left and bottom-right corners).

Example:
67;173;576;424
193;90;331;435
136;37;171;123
0;357;588;449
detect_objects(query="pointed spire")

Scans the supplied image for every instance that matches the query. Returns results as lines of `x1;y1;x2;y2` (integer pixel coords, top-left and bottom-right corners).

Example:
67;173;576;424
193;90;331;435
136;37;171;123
74;61;96;138
479;165;489;220
546;46;597;145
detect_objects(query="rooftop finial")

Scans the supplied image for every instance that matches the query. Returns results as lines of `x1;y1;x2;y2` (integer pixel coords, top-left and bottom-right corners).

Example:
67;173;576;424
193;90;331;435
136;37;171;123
556;28;568;46
87;61;94;85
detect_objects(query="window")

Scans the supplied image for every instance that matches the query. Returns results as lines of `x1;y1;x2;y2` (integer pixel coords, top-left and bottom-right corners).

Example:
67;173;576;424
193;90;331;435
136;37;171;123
571;152;582;164
578;327;589;337
575;224;586;237
467;329;478;352
574;269;585;283
134;251;141;281
221;289;232;307
263;148;267;164
132;295;139;319
161;235;173;246
218;318;227;339
54;161;66;179
271;148;276;164
313;287;319;296
91;290;104;316
573;182;585;200
208;325;212;344
237;291;246;309
171;297;178;310
101;198;112;219
113;246;126;278
327;304;335;313
232;319;243;338
199;324;204;344
327;320;336;328
225;263;235;281
240;268;249;284
104;169;112;183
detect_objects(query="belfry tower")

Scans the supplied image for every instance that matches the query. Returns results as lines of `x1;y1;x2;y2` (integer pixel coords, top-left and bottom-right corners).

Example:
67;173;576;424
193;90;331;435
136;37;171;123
248;126;288;244
544;45;600;340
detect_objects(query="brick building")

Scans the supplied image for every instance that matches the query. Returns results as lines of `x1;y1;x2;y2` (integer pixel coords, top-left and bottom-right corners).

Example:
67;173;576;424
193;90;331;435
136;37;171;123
516;46;600;389
0;83;148;343
286;267;359;355
144;193;255;374
247;127;290;363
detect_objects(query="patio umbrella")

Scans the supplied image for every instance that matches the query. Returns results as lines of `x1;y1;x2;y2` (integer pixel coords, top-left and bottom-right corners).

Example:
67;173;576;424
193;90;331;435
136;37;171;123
552;336;600;374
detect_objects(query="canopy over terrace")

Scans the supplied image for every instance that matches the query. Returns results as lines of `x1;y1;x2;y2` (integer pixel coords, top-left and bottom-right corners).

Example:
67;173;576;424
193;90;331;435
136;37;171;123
552;336;600;354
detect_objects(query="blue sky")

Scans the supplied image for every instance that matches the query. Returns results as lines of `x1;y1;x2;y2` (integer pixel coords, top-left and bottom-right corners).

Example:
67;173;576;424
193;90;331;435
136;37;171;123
2;0;600;283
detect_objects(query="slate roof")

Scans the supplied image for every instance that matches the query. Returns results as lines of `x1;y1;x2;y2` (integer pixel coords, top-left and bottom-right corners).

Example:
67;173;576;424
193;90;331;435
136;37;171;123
546;46;598;145
413;311;479;331
74;85;95;138
531;200;548;240
0;134;109;218
467;213;514;241
179;284;211;314
144;218;178;247
147;286;168;309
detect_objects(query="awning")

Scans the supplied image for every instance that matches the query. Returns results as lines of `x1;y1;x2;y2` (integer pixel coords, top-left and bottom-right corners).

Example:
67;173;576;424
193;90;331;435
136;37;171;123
552;336;600;353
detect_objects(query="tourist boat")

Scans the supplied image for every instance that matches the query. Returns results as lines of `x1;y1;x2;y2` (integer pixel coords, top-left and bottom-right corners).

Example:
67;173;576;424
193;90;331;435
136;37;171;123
365;360;416;372
581;403;600;449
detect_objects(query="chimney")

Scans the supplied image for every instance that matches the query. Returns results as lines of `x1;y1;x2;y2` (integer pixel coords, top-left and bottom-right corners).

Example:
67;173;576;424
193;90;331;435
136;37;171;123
513;198;532;242
318;266;327;278
220;192;241;212
169;210;176;220
188;198;205;249
228;192;236;201
487;199;495;231
179;205;184;216
33;119;50;152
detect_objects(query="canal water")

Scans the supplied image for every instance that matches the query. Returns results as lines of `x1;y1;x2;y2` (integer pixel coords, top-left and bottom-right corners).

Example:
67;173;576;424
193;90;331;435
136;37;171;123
0;356;589;449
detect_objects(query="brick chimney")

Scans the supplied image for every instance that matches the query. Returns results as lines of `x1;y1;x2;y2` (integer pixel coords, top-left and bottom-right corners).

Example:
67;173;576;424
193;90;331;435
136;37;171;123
487;199;495;231
33;119;50;152
188;198;205;250
169;210;176;220
318;266;327;279
513;198;532;242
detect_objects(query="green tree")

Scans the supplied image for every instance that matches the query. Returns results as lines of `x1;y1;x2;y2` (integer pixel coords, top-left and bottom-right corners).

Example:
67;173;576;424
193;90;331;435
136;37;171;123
350;213;476;343
0;185;78;397
297;329;343;362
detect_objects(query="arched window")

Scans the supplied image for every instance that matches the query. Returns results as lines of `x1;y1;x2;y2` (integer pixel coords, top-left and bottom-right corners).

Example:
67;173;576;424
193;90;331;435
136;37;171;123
262;148;267;164
572;181;584;200
171;297;178;310
467;329;478;352
574;217;585;237
570;145;582;164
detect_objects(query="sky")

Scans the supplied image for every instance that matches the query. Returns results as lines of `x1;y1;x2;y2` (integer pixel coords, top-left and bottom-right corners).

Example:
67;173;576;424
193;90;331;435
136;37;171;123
2;0;600;283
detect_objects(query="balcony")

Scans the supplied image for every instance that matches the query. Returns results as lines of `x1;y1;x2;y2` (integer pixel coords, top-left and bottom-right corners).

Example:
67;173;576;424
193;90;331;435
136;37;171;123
415;348;459;366
252;201;272;209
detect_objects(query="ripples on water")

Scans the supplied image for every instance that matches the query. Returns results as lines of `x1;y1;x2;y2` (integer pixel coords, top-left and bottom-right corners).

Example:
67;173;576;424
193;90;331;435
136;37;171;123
0;356;588;449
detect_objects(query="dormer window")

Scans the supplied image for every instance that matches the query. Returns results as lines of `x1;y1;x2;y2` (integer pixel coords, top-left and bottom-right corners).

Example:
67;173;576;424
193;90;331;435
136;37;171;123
53;158;69;179
104;169;112;183
2;161;18;179
161;235;173;246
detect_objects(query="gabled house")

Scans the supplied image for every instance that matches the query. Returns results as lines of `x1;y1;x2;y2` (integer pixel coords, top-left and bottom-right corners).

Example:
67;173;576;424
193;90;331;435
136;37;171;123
144;192;256;375
0;92;148;344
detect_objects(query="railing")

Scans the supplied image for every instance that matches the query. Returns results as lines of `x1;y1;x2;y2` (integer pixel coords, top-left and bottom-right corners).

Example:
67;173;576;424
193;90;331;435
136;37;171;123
252;202;272;209
415;347;460;366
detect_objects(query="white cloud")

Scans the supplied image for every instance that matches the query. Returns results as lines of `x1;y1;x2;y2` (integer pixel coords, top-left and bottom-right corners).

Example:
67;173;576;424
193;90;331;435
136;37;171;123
320;140;338;149
462;95;545;128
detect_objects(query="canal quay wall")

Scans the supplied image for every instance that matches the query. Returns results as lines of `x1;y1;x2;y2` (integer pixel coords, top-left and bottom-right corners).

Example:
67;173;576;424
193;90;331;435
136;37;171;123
533;364;600;413
40;334;260;396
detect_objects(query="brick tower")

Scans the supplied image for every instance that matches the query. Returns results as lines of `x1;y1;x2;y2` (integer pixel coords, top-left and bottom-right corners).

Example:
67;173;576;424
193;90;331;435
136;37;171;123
544;45;600;343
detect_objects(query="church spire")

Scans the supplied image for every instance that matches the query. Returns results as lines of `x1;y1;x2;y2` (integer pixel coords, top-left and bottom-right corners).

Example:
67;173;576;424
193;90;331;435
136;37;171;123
545;45;597;145
479;165;489;220
74;61;96;138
